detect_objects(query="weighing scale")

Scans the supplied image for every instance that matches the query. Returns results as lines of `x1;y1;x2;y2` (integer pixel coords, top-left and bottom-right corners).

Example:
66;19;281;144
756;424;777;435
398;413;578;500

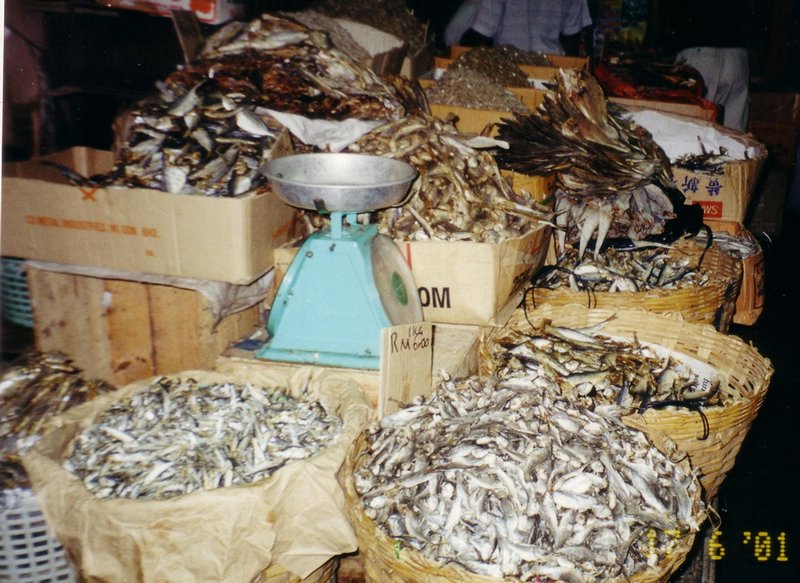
257;153;423;369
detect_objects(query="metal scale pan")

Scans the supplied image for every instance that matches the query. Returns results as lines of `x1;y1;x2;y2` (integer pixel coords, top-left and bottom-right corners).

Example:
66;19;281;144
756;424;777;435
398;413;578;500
257;153;423;369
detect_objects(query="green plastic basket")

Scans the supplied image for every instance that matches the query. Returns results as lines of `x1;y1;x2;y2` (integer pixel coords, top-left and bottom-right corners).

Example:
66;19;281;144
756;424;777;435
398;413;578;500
1;258;33;328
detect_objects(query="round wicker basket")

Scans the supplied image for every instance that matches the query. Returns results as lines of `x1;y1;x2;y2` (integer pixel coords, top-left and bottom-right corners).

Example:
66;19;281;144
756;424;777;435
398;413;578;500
480;304;774;499
340;423;704;583
527;239;742;333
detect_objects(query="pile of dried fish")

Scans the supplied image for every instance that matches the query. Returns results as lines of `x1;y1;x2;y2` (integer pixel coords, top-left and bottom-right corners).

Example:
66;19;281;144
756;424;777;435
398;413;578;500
425;66;528;114
490;45;553;67
52;14;406;196
308;0;429;55
533;245;710;293
494;69;703;258
695;229;761;259
450;46;532;88
354;376;703;582
64;377;342;500
489;318;731;419
0;352;115;489
674;145;737;174
344;114;551;242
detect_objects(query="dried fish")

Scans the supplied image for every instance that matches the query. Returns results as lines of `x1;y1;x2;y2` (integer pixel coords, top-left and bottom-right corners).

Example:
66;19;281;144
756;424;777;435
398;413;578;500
50;14;407;197
294;113;552;242
533;244;710;293
307;0;429;55
694;229;761;260
0;352;115;489
425;67;529;114
449;46;532;88
354;376;704;582
488;318;730;417
494;69;705;257
64;377;342;500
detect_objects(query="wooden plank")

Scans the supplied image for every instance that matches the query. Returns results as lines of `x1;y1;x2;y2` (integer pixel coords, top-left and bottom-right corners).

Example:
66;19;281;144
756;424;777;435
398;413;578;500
28;268;263;386
149;283;202;375
104;278;154;384
29;267;115;381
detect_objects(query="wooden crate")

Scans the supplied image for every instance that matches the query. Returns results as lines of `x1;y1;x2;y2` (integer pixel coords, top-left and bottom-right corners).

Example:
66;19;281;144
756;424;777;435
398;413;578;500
27;266;261;385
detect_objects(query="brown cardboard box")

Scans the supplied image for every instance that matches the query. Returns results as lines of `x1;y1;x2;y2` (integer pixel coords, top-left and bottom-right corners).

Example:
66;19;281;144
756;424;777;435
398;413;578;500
403;39;436;80
447;46;588;69
335;19;408;76
625;109;767;223
1;148;296;284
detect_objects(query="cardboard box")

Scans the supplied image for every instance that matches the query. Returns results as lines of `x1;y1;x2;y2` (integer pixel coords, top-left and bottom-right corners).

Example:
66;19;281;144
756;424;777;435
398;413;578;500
448;46;588;69
272;222;550;328
398;223;550;326
335;19;408;76
610;96;717;122
26;265;262;386
402;39;436;80
433;56;564;85
705;219;764;326
2;148;296;284
625;109;767;222
100;0;245;25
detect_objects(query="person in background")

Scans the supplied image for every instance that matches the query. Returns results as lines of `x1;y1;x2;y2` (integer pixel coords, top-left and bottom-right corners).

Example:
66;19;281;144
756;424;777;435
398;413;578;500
459;0;592;56
444;0;481;48
646;0;753;132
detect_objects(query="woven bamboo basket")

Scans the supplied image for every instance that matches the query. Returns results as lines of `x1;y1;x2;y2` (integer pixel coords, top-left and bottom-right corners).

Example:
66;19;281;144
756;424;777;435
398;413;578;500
340;427;703;583
526;239;743;333
480;304;773;499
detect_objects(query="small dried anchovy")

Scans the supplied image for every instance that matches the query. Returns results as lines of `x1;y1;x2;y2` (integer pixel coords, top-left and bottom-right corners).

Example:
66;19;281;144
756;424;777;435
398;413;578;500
426;67;528;113
451;46;532;87
64;377;343;500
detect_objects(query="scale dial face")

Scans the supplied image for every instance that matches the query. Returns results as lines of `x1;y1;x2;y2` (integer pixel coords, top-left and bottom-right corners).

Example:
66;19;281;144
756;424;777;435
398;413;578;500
370;234;424;325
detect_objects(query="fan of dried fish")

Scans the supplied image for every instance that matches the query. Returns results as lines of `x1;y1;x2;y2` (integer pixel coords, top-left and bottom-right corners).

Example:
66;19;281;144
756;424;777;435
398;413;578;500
46;14;408;197
0;351;115;489
296;113;552;242
494;68;705;258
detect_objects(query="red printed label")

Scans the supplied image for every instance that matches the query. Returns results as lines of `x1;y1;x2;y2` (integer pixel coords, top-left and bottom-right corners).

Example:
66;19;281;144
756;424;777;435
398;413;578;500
699;201;723;218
